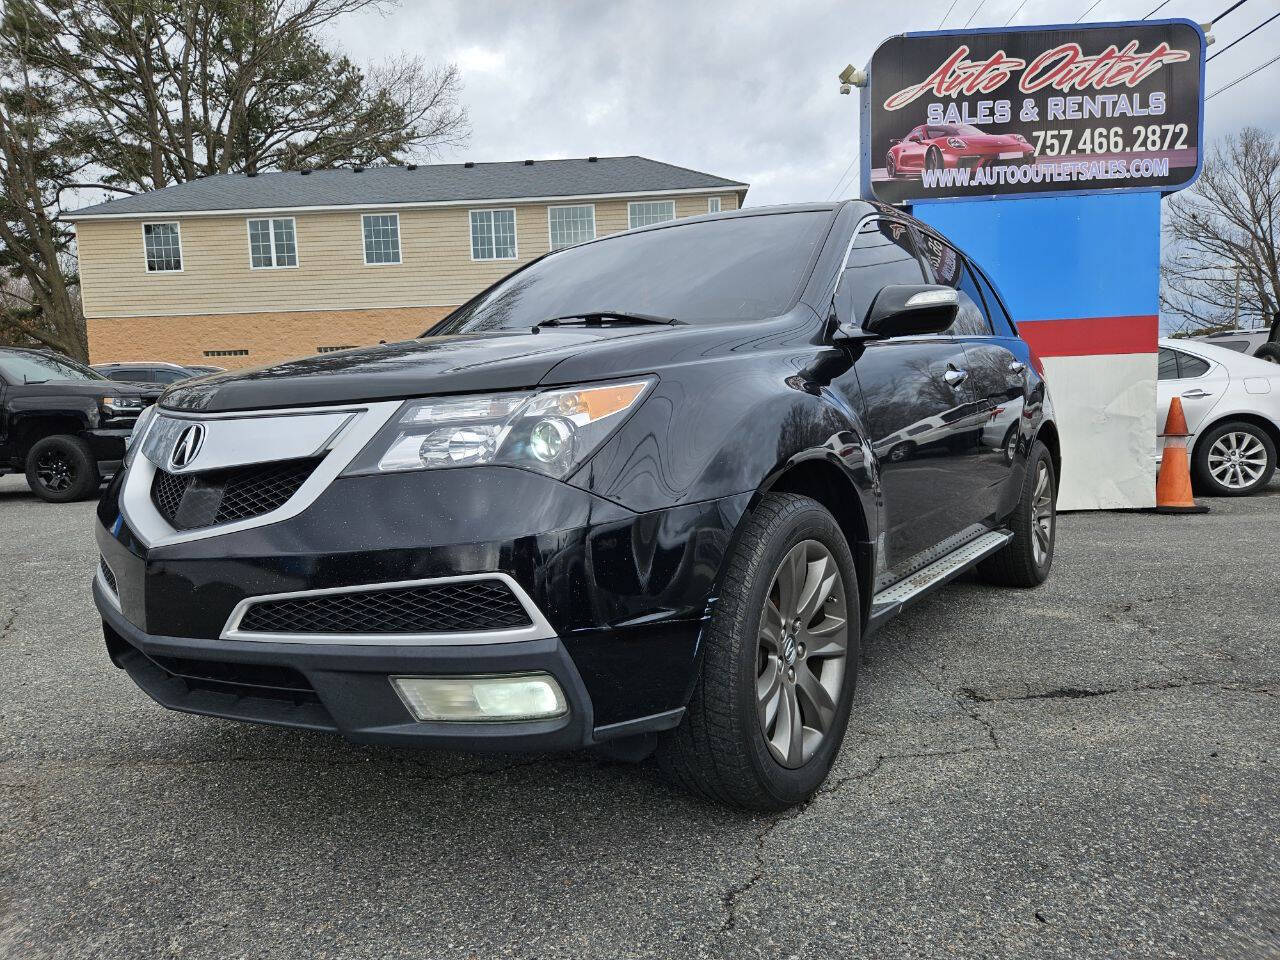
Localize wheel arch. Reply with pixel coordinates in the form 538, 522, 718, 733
752, 456, 875, 631
1191, 412, 1280, 462
1034, 419, 1062, 491
13, 415, 88, 462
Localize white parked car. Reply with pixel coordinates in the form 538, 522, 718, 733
1158, 337, 1280, 496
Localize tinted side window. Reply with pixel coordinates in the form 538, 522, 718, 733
972, 266, 1017, 337
837, 218, 925, 326
1213, 339, 1249, 353
916, 233, 991, 336
1178, 352, 1210, 378
107, 369, 148, 382
1158, 348, 1179, 380
154, 368, 190, 383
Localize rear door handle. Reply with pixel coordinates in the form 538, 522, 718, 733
1181, 389, 1213, 399
944, 368, 969, 388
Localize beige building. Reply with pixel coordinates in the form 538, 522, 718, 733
68, 156, 749, 369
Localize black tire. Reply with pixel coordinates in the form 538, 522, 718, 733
886, 154, 897, 178
656, 493, 860, 811
1254, 343, 1280, 364
925, 147, 943, 172
977, 440, 1056, 588
1192, 420, 1277, 497
24, 435, 99, 503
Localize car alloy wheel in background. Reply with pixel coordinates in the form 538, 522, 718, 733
1031, 461, 1053, 567
756, 539, 849, 769
35, 448, 75, 494
1208, 431, 1267, 490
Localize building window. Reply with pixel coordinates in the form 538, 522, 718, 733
548, 205, 595, 250
362, 213, 401, 265
628, 200, 676, 229
708, 197, 722, 213
143, 222, 182, 272
470, 209, 517, 260
203, 349, 249, 357
317, 345, 357, 353
248, 217, 298, 268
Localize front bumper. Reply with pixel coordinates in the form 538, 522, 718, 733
95, 463, 750, 749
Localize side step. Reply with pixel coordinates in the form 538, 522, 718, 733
868, 529, 1013, 629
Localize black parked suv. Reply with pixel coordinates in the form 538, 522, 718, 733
0, 348, 152, 502
93, 202, 1059, 809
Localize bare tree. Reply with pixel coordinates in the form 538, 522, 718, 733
0, 48, 88, 359
1, 0, 469, 191
1161, 127, 1280, 335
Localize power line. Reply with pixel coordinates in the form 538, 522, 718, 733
1208, 0, 1249, 24
936, 0, 962, 28
963, 0, 987, 27
1076, 0, 1106, 22
1207, 9, 1279, 60
1003, 0, 1029, 25
1206, 49, 1280, 99
825, 155, 859, 201
1141, 0, 1171, 19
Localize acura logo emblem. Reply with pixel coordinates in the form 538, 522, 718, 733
170, 424, 205, 469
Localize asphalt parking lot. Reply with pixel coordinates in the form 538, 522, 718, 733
0, 473, 1276, 960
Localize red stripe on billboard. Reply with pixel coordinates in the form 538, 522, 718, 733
1018, 314, 1158, 358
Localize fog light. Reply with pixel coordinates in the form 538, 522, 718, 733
391, 673, 567, 722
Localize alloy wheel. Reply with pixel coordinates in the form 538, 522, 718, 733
1031, 461, 1054, 566
1208, 431, 1268, 490
35, 450, 74, 493
756, 540, 848, 769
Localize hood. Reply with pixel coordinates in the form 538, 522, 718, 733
159, 328, 665, 413
17, 379, 151, 400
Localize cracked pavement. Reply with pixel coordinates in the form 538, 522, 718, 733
1, 473, 1277, 959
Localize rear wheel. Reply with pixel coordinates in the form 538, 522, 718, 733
656, 493, 860, 810
977, 440, 1056, 587
1254, 343, 1280, 364
1193, 420, 1276, 496
886, 154, 897, 178
925, 147, 943, 173
24, 435, 99, 503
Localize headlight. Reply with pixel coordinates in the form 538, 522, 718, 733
344, 378, 655, 480
123, 403, 157, 465
101, 396, 144, 416
947, 137, 967, 149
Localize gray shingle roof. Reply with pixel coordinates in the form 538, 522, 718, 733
65, 155, 748, 219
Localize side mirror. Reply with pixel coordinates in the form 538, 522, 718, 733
835, 284, 958, 342
889, 138, 901, 145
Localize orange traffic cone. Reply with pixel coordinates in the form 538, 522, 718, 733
1156, 396, 1208, 514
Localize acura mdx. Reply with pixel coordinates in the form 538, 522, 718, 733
93, 201, 1059, 809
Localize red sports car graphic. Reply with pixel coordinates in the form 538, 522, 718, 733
886, 123, 1036, 178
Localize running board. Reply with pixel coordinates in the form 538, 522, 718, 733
868, 529, 1013, 629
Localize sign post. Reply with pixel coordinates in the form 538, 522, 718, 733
861, 20, 1206, 510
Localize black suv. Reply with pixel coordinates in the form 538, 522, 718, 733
0, 348, 152, 502
93, 202, 1059, 809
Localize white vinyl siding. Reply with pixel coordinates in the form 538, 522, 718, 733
628, 200, 676, 229
547, 205, 596, 250
470, 209, 517, 260
142, 222, 182, 272
362, 213, 401, 265
248, 217, 297, 268
708, 197, 722, 213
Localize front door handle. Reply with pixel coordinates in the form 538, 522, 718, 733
1181, 389, 1213, 399
944, 368, 969, 388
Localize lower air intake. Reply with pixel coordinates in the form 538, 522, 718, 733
237, 579, 533, 635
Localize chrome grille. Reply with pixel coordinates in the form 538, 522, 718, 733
150, 457, 320, 531
236, 579, 533, 635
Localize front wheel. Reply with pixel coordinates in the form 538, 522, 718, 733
656, 493, 860, 810
24, 435, 99, 503
977, 440, 1056, 587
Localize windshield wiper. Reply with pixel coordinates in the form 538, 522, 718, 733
535, 310, 684, 329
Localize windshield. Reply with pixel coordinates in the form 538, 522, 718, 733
929, 124, 984, 137
432, 211, 831, 335
0, 352, 106, 384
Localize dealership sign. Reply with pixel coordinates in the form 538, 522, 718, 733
867, 20, 1205, 203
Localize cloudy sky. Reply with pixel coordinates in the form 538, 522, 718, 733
336, 0, 1280, 206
